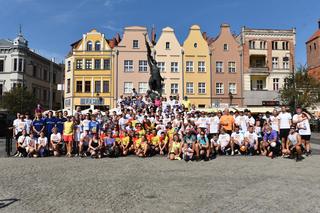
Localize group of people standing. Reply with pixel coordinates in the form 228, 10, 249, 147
12, 95, 312, 162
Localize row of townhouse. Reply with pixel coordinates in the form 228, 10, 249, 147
64, 24, 295, 111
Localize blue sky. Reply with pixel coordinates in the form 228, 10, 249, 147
0, 0, 319, 65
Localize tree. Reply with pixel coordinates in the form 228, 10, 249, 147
280, 66, 320, 111
0, 87, 38, 115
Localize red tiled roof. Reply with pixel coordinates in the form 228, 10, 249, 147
306, 30, 320, 43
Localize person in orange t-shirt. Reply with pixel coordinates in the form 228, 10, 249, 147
220, 108, 235, 135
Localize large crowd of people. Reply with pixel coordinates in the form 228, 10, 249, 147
11, 92, 312, 162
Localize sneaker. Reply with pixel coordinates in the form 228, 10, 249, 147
231, 151, 234, 156
14, 152, 20, 157
18, 153, 23, 157
83, 153, 87, 157
296, 156, 304, 162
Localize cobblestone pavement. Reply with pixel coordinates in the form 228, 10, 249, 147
0, 154, 320, 213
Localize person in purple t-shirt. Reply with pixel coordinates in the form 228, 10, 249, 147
261, 124, 280, 158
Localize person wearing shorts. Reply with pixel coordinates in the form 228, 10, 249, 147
230, 126, 244, 155
215, 128, 231, 155
277, 106, 292, 153
63, 116, 74, 157
283, 126, 303, 161
79, 130, 90, 157
50, 127, 62, 156
298, 112, 311, 156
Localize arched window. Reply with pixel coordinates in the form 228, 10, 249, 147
87, 41, 92, 51
95, 41, 101, 51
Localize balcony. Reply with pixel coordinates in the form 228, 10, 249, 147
249, 55, 269, 75
244, 90, 279, 106
248, 66, 269, 75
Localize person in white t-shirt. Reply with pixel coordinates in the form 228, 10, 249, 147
50, 127, 62, 156
37, 131, 48, 157
208, 113, 220, 138
277, 106, 292, 151
26, 132, 37, 157
235, 111, 248, 133
214, 128, 231, 154
244, 125, 259, 155
297, 112, 312, 156
197, 113, 209, 130
16, 129, 30, 157
269, 110, 279, 132
230, 126, 244, 155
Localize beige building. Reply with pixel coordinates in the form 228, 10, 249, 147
183, 25, 211, 108
241, 27, 296, 106
114, 26, 152, 98
154, 27, 183, 98
210, 24, 243, 107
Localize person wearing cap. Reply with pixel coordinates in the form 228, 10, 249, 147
283, 126, 303, 161
297, 112, 312, 156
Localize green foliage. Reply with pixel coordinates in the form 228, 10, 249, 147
280, 66, 320, 111
0, 87, 38, 115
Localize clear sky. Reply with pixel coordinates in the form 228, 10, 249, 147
0, 0, 319, 65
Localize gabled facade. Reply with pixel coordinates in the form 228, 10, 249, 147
114, 26, 151, 98
183, 25, 211, 108
210, 24, 243, 107
306, 20, 320, 80
154, 27, 183, 98
65, 29, 114, 112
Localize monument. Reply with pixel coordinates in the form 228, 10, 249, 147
144, 33, 164, 100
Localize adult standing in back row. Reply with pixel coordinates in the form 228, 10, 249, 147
277, 106, 292, 153
220, 108, 235, 135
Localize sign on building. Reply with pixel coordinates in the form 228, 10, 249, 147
80, 98, 104, 105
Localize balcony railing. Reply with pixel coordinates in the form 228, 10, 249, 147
248, 66, 269, 74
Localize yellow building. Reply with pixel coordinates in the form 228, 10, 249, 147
183, 25, 211, 108
64, 29, 114, 112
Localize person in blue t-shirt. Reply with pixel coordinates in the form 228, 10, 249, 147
44, 111, 57, 140
196, 131, 210, 161
32, 113, 45, 138
89, 115, 100, 136
262, 124, 280, 158
56, 111, 67, 134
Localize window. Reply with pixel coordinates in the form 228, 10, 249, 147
229, 83, 236, 94
85, 59, 92, 69
133, 40, 139, 48
103, 81, 109, 93
272, 41, 278, 50
198, 82, 206, 94
249, 40, 255, 49
283, 57, 289, 69
76, 81, 82, 93
95, 41, 101, 51
165, 42, 170, 49
158, 62, 165, 72
14, 58, 17, 71
139, 60, 148, 72
186, 82, 194, 94
216, 61, 223, 73
33, 65, 37, 77
171, 62, 178, 72
95, 81, 101, 93
87, 41, 93, 51
284, 78, 289, 89
104, 59, 110, 70
43, 70, 47, 81
84, 81, 91, 93
138, 82, 148, 94
309, 45, 312, 52
124, 82, 133, 94
0, 60, 4, 72
18, 59, 23, 72
67, 61, 71, 72
53, 73, 57, 84
223, 44, 228, 51
314, 43, 317, 50
282, 41, 289, 50
76, 59, 82, 69
170, 83, 178, 94
273, 78, 279, 91
94, 59, 101, 70
67, 79, 70, 93
124, 60, 133, 72
256, 80, 263, 90
272, 57, 279, 69
216, 83, 224, 94
260, 41, 266, 49
194, 43, 198, 48
228, 61, 236, 73
186, 61, 193, 72
198, 61, 205, 72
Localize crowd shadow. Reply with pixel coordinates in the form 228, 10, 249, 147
0, 198, 19, 209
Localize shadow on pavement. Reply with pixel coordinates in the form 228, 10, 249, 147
0, 198, 19, 209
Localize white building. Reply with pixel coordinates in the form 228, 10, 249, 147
0, 31, 64, 110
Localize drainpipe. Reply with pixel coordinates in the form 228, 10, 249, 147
181, 49, 185, 98
209, 51, 213, 107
